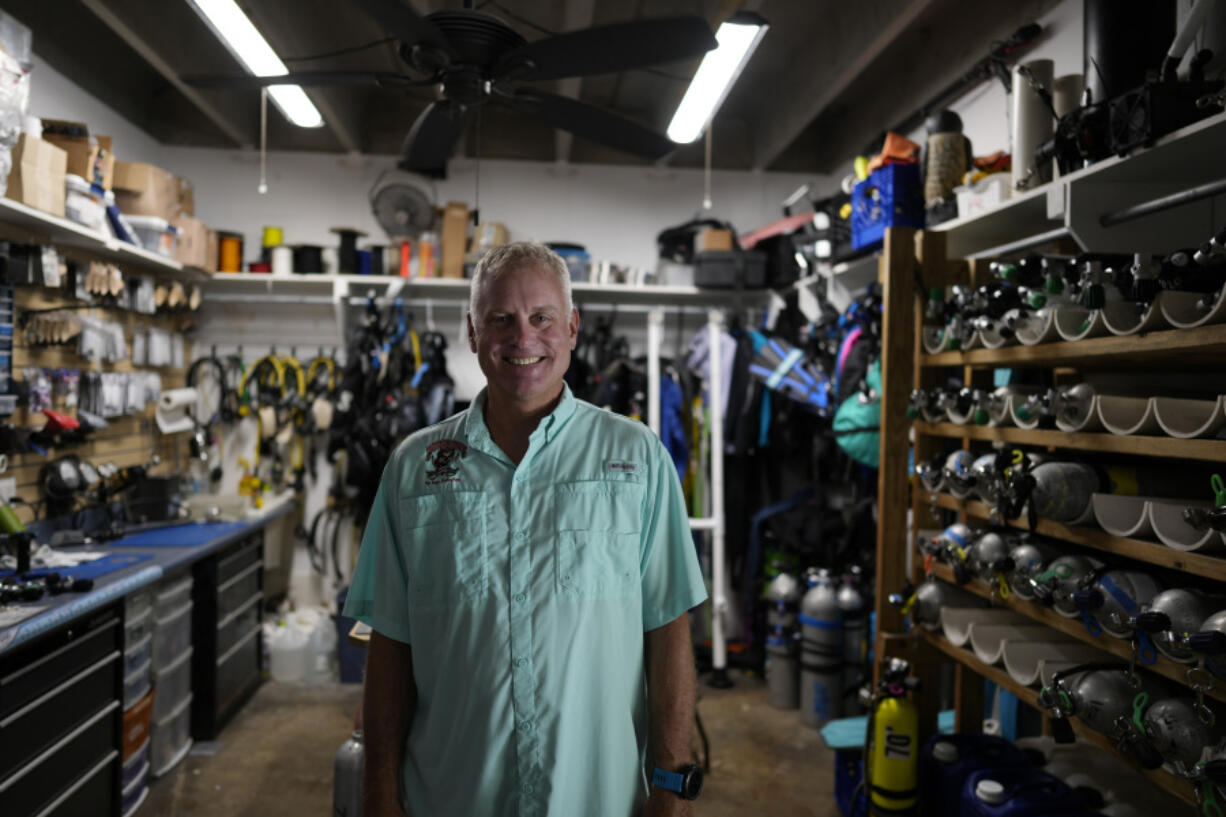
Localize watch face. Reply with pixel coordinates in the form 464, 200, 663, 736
682, 766, 704, 800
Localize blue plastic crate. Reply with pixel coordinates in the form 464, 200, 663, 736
850, 164, 925, 251
834, 749, 868, 817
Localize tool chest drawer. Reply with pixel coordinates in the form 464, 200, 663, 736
0, 608, 120, 720
217, 533, 262, 585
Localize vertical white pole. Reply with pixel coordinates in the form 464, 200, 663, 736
706, 309, 730, 685
647, 308, 663, 438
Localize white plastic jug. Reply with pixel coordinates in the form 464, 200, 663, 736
268, 622, 309, 681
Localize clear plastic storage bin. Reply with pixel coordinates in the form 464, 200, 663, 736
123, 657, 152, 711
150, 692, 193, 778
65, 174, 107, 232
124, 633, 152, 677
155, 575, 193, 618
152, 646, 192, 721
126, 215, 179, 257
122, 737, 149, 789
153, 601, 193, 669
125, 605, 154, 652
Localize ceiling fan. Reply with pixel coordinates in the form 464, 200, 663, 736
187, 0, 718, 178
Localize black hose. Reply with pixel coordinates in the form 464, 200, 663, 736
331, 508, 345, 585
1100, 178, 1226, 227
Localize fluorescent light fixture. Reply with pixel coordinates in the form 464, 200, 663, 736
667, 12, 768, 144
187, 0, 324, 128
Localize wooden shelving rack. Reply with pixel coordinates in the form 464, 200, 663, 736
872, 227, 1223, 808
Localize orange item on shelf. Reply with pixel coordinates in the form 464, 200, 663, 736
219, 232, 243, 273
866, 132, 920, 173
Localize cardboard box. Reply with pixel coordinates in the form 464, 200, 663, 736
172, 216, 209, 268
40, 120, 114, 190
471, 222, 509, 252
440, 201, 469, 279
204, 228, 219, 273
113, 161, 179, 221
5, 133, 67, 216
696, 228, 733, 253
176, 176, 194, 217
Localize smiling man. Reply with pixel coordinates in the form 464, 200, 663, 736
344, 241, 708, 817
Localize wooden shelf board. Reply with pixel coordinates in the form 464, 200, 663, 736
927, 562, 1226, 703
919, 628, 1198, 806
922, 322, 1226, 368
919, 489, 1226, 583
916, 421, 1226, 464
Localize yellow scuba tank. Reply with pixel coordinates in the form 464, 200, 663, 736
865, 657, 920, 816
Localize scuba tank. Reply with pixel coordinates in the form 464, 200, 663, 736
799, 569, 843, 727
1071, 568, 1164, 640
966, 530, 1013, 584
970, 454, 1003, 504
333, 713, 364, 817
944, 450, 977, 499
837, 571, 867, 698
947, 387, 990, 426
1005, 540, 1059, 600
1142, 697, 1222, 772
893, 577, 983, 630
915, 452, 946, 495
1040, 663, 1168, 769
1030, 554, 1104, 618
1018, 461, 1101, 524
926, 522, 979, 584
1188, 608, 1226, 677
864, 658, 920, 817
1132, 588, 1226, 663
765, 570, 802, 710
907, 387, 949, 423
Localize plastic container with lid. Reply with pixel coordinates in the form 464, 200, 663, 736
919, 733, 1032, 817
65, 174, 107, 232
127, 215, 180, 258
124, 632, 153, 677
962, 767, 1091, 817
155, 574, 193, 617
125, 604, 154, 650
151, 645, 193, 720
153, 600, 193, 670
150, 692, 193, 778
123, 657, 152, 711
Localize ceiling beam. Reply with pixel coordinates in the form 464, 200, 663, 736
79, 0, 249, 148
553, 0, 597, 163
748, 0, 936, 170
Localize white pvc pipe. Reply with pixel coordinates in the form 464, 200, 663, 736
707, 310, 727, 674
647, 308, 663, 437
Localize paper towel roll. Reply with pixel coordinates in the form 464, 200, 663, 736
1052, 74, 1084, 118
156, 387, 199, 434
1011, 59, 1055, 191
271, 246, 293, 275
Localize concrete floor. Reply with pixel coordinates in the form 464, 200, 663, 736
145, 670, 837, 816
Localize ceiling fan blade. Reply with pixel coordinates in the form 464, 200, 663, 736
184, 72, 431, 90
352, 0, 454, 56
505, 89, 674, 159
400, 100, 470, 178
496, 16, 716, 82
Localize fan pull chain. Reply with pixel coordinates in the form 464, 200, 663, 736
702, 124, 713, 210
258, 88, 269, 195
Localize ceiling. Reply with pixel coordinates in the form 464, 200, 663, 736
7, 0, 1060, 174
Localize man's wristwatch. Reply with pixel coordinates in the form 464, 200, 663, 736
651, 764, 703, 800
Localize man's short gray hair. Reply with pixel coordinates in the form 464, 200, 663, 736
469, 241, 573, 318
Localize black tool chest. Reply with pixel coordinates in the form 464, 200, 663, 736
0, 606, 123, 817
191, 530, 264, 741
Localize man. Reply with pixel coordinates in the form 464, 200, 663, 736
344, 241, 708, 816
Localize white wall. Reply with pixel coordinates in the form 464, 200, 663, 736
27, 55, 164, 163
159, 146, 823, 272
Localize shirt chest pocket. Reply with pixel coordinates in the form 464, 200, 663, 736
554, 480, 645, 598
400, 491, 487, 610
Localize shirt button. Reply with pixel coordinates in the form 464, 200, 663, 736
522, 784, 534, 795
514, 658, 527, 668
519, 720, 534, 732
514, 530, 527, 542
514, 592, 526, 603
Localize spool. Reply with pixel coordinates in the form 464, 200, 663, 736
262, 226, 284, 247
293, 245, 323, 274
1011, 58, 1054, 191
369, 246, 384, 276
271, 246, 293, 275
331, 228, 367, 275
219, 232, 243, 273
356, 250, 372, 275
322, 247, 338, 275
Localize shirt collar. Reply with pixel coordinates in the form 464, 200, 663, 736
462, 382, 577, 452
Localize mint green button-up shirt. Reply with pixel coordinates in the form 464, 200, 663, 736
344, 384, 708, 817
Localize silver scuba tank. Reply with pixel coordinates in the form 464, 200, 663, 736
944, 450, 977, 499
1049, 383, 1097, 430
333, 727, 364, 817
799, 570, 842, 727
966, 531, 1012, 582
1006, 540, 1059, 600
765, 571, 802, 710
836, 574, 866, 696
1027, 462, 1101, 523
970, 454, 1002, 504
911, 578, 983, 630
1072, 569, 1164, 639
1067, 669, 1147, 737
1189, 609, 1226, 676
1142, 697, 1222, 771
916, 453, 946, 494
1031, 554, 1104, 617
1135, 588, 1226, 663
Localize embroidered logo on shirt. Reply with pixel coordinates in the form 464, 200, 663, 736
606, 461, 638, 474
425, 440, 468, 485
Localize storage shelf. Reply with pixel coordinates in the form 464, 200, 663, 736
919, 628, 1198, 806
915, 421, 1226, 464
918, 489, 1226, 582
926, 562, 1226, 704
0, 196, 210, 282
203, 273, 774, 306
922, 321, 1226, 368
